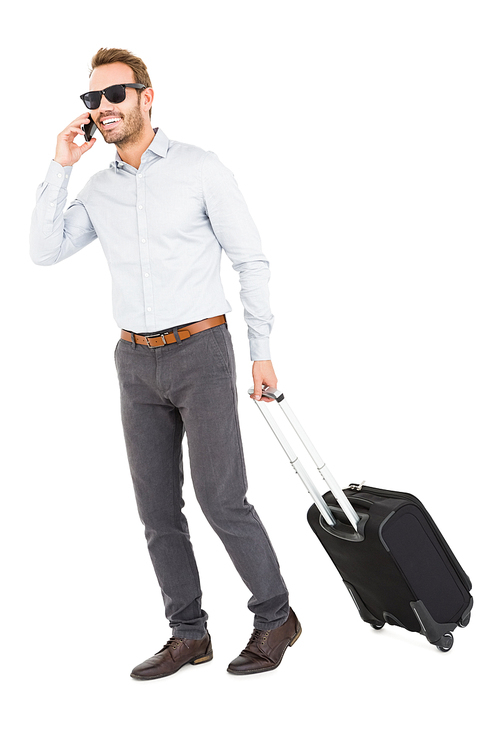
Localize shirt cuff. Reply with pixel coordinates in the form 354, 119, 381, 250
45, 160, 73, 187
249, 337, 271, 362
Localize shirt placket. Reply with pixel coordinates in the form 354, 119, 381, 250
136, 170, 156, 331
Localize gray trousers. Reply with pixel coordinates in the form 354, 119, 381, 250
115, 322, 289, 639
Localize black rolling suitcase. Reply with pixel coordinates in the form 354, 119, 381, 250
252, 387, 473, 652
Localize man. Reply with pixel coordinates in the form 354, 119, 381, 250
30, 48, 301, 678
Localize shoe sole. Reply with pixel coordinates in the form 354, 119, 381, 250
227, 625, 302, 676
130, 650, 213, 680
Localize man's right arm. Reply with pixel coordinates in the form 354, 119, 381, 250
30, 113, 97, 266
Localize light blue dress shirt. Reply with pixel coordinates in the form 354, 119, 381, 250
30, 128, 274, 360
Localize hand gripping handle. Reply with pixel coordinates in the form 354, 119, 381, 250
249, 387, 360, 531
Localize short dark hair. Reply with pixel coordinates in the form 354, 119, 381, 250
89, 48, 153, 118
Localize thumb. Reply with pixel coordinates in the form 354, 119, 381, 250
80, 138, 96, 155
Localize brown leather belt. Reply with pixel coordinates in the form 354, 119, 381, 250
121, 315, 226, 348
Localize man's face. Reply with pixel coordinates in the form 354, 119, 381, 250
88, 62, 149, 147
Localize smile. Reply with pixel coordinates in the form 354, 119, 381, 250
101, 118, 121, 128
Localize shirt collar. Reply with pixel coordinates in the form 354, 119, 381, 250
146, 128, 170, 158
111, 127, 170, 170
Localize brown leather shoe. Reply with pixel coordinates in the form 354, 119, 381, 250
130, 633, 213, 680
227, 608, 301, 675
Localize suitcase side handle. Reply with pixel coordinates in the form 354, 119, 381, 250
249, 387, 360, 531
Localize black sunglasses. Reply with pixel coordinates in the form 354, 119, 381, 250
80, 83, 146, 110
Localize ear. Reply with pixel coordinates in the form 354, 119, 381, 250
142, 87, 154, 114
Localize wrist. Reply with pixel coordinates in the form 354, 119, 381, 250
54, 157, 72, 168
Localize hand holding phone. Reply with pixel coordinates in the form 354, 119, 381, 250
54, 113, 96, 167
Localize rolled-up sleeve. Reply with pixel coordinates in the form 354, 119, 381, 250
30, 161, 97, 266
201, 151, 274, 361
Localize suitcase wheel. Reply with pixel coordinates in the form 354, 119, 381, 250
458, 612, 471, 628
435, 632, 454, 652
370, 622, 385, 630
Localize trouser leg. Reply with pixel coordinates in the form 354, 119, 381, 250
115, 340, 208, 639
164, 325, 289, 631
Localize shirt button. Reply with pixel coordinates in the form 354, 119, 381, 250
138, 205, 143, 210
50, 202, 55, 207
141, 238, 146, 243
57, 173, 62, 178
147, 307, 152, 312
138, 174, 143, 179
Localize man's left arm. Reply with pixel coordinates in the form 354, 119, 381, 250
201, 151, 277, 401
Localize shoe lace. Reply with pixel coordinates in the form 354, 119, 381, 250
238, 627, 273, 664
246, 628, 271, 648
155, 637, 185, 655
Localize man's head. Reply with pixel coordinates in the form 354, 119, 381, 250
86, 48, 154, 147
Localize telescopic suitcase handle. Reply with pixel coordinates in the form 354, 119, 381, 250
249, 386, 360, 531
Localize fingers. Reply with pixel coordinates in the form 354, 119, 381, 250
58, 113, 92, 142
250, 360, 277, 402
65, 126, 86, 140
251, 373, 262, 401
55, 113, 95, 167
63, 113, 91, 130
71, 112, 93, 128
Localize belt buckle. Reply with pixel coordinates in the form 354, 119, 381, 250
146, 333, 167, 348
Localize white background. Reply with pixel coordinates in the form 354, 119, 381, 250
2, 1, 498, 747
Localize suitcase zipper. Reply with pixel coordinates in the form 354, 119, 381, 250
349, 481, 366, 491
349, 483, 419, 503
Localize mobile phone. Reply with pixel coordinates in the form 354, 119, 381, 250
82, 117, 97, 142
